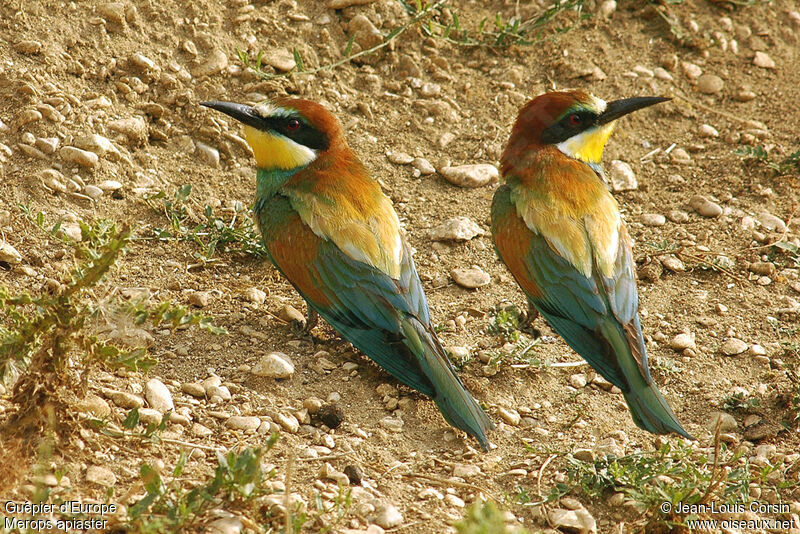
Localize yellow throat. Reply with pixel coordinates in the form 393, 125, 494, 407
556, 121, 617, 164
244, 125, 318, 170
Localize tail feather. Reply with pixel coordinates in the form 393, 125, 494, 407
401, 318, 494, 450
599, 320, 694, 439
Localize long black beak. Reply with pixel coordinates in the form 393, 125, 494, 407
201, 101, 263, 129
597, 96, 670, 125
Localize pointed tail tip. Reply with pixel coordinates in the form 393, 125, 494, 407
624, 389, 695, 441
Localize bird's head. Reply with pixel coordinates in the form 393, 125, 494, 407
503, 90, 669, 170
201, 98, 343, 171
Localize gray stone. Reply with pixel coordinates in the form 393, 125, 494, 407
86, 466, 116, 486
60, 146, 99, 168
549, 508, 597, 533
225, 416, 261, 431
707, 411, 737, 432
721, 338, 748, 356
373, 503, 403, 529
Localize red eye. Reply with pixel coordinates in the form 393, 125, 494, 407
569, 114, 582, 126
286, 119, 300, 131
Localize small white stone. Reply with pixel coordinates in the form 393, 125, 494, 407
439, 164, 499, 188
379, 416, 404, 432
386, 151, 414, 165
653, 67, 673, 81
450, 266, 490, 289
0, 242, 22, 264
196, 142, 220, 168
252, 352, 295, 379
670, 333, 696, 351
145, 378, 174, 412
430, 217, 485, 242
273, 412, 299, 433
641, 213, 666, 226
689, 195, 722, 218
262, 48, 296, 72
609, 160, 637, 191
753, 52, 775, 69
598, 0, 616, 18
225, 416, 261, 431
411, 157, 435, 175
697, 74, 724, 94
497, 406, 521, 426
243, 287, 267, 304
681, 61, 703, 80
445, 494, 465, 508
452, 463, 482, 478
60, 146, 99, 168
98, 180, 123, 191
84, 185, 103, 199
373, 503, 403, 529
698, 124, 719, 138
721, 338, 748, 356
569, 373, 587, 388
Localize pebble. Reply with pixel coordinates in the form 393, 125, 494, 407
252, 352, 295, 379
225, 416, 261, 431
99, 180, 123, 192
669, 148, 691, 164
573, 449, 595, 463
386, 151, 414, 165
653, 67, 673, 81
430, 217, 485, 242
98, 2, 126, 24
641, 213, 666, 227
379, 416, 404, 432
145, 378, 174, 412
86, 466, 116, 486
107, 390, 144, 409
0, 242, 22, 264
697, 74, 724, 94
707, 411, 737, 432
445, 494, 465, 508
439, 164, 499, 188
274, 412, 300, 433
670, 333, 696, 351
373, 504, 403, 529
735, 88, 757, 102
608, 160, 637, 191
188, 291, 211, 308
193, 49, 228, 77
197, 142, 220, 168
570, 373, 588, 388
757, 212, 786, 232
549, 508, 597, 534
262, 48, 296, 72
13, 40, 43, 55
721, 338, 748, 356
108, 116, 148, 146
681, 62, 703, 80
753, 52, 775, 69
138, 408, 163, 426
689, 195, 722, 218
748, 262, 775, 276
279, 304, 304, 324
667, 210, 689, 223
76, 394, 111, 417
497, 406, 520, 426
411, 158, 435, 176
419, 488, 444, 500
598, 0, 616, 18
17, 109, 42, 126
36, 137, 60, 154
60, 146, 99, 168
243, 287, 267, 304
452, 463, 481, 478
450, 266, 490, 289
660, 255, 685, 273
698, 124, 719, 138
319, 463, 349, 486
344, 465, 363, 485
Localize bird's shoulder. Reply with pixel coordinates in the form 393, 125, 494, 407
282, 148, 404, 279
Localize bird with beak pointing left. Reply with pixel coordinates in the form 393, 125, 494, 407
492, 91, 693, 439
202, 98, 494, 450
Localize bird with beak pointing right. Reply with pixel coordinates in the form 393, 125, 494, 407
492, 91, 693, 439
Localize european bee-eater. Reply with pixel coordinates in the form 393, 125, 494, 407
201, 98, 494, 449
491, 91, 693, 439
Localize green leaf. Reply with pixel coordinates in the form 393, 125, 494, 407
293, 47, 305, 72
344, 35, 356, 57
123, 407, 140, 429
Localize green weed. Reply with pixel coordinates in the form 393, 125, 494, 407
454, 500, 529, 534
721, 392, 760, 413
735, 145, 800, 175
487, 305, 522, 342
144, 184, 267, 262
127, 437, 278, 533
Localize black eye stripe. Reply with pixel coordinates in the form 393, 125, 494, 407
261, 115, 330, 151
541, 109, 598, 144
